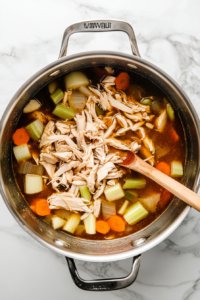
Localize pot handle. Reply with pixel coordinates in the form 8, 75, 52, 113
59, 20, 140, 58
65, 255, 141, 291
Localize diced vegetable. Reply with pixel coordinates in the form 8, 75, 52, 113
79, 86, 93, 97
102, 201, 116, 220
139, 145, 155, 166
156, 162, 170, 176
31, 199, 50, 216
25, 174, 43, 194
170, 127, 179, 142
151, 100, 163, 114
159, 190, 172, 209
154, 109, 167, 132
84, 214, 96, 234
115, 72, 130, 90
155, 146, 170, 160
96, 220, 110, 234
104, 183, 125, 201
123, 178, 146, 189
13, 128, 30, 146
48, 81, 58, 94
141, 98, 152, 105
13, 143, 31, 162
53, 209, 71, 220
75, 225, 85, 235
68, 91, 86, 113
125, 191, 138, 202
23, 99, 42, 113
95, 104, 105, 115
25, 119, 44, 141
62, 213, 81, 234
44, 214, 52, 225
53, 104, 75, 120
65, 71, 89, 90
79, 186, 91, 201
123, 202, 149, 225
108, 215, 125, 232
18, 161, 44, 175
167, 103, 175, 121
51, 216, 66, 230
50, 88, 64, 104
139, 194, 160, 212
118, 200, 129, 215
171, 161, 183, 177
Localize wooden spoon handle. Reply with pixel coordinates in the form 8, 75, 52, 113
122, 153, 200, 212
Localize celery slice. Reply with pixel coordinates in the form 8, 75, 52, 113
171, 161, 183, 177
140, 99, 152, 105
123, 179, 146, 189
24, 174, 43, 194
25, 119, 44, 141
125, 191, 138, 202
53, 104, 75, 120
167, 103, 175, 121
13, 143, 31, 162
151, 100, 163, 114
123, 202, 149, 225
62, 213, 81, 234
65, 71, 89, 90
79, 186, 91, 201
84, 214, 96, 234
95, 104, 105, 115
104, 183, 125, 201
118, 200, 129, 215
50, 88, 63, 104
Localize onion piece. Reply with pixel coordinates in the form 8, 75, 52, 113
65, 71, 89, 90
62, 213, 81, 234
18, 162, 44, 175
102, 201, 116, 220
23, 99, 41, 113
13, 144, 31, 163
48, 81, 58, 94
51, 216, 66, 230
79, 86, 93, 97
24, 174, 43, 194
139, 194, 160, 213
68, 91, 86, 113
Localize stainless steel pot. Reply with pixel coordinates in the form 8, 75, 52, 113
1, 20, 200, 291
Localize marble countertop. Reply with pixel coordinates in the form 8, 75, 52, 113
1, 0, 200, 299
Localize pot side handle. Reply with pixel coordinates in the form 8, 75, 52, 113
59, 19, 140, 58
65, 255, 141, 291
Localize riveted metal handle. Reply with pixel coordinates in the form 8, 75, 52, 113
65, 255, 141, 291
59, 19, 140, 58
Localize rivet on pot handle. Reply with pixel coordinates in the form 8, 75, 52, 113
65, 255, 141, 291
59, 19, 140, 58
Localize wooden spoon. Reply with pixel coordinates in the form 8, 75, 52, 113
119, 151, 200, 212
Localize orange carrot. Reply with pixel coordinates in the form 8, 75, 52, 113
159, 190, 172, 209
31, 199, 51, 216
13, 128, 30, 146
170, 127, 179, 142
108, 215, 125, 232
156, 162, 171, 176
115, 72, 130, 90
96, 220, 110, 234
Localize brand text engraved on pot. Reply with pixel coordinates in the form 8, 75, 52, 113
84, 22, 111, 29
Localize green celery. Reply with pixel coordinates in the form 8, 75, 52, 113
123, 179, 146, 189
79, 186, 91, 201
95, 104, 105, 115
125, 191, 138, 202
53, 104, 75, 120
104, 183, 125, 201
84, 214, 96, 234
50, 88, 64, 104
25, 119, 44, 141
118, 200, 129, 215
123, 202, 149, 225
62, 213, 81, 234
167, 103, 175, 121
171, 161, 183, 177
140, 99, 152, 105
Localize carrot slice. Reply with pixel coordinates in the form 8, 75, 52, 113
13, 128, 30, 146
169, 127, 179, 142
159, 190, 172, 209
31, 199, 51, 216
108, 215, 125, 232
115, 72, 130, 90
96, 220, 110, 234
156, 162, 171, 176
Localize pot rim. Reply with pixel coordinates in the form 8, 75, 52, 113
0, 50, 199, 262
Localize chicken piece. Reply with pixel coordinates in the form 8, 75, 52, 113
139, 145, 155, 166
54, 161, 80, 177
86, 102, 106, 128
69, 185, 80, 197
65, 170, 73, 184
94, 180, 106, 200
48, 194, 91, 213
93, 199, 101, 218
74, 111, 86, 132
52, 152, 73, 162
39, 134, 77, 149
32, 152, 39, 165
39, 121, 55, 147
142, 113, 155, 122
102, 76, 116, 83
30, 111, 48, 124
136, 127, 146, 140
105, 67, 114, 74
106, 171, 123, 179
70, 127, 78, 138
106, 180, 116, 186
60, 173, 68, 187
40, 153, 59, 164
115, 113, 128, 128
40, 162, 56, 179
105, 138, 130, 150
76, 161, 89, 172
143, 136, 155, 154
55, 122, 70, 134
97, 162, 115, 182
103, 83, 115, 95
115, 94, 122, 101
76, 131, 87, 150
131, 141, 141, 153
104, 118, 116, 139
84, 110, 99, 134
108, 95, 133, 113
146, 122, 154, 129
115, 120, 145, 136
94, 147, 106, 164
124, 112, 143, 122
87, 151, 94, 168
62, 91, 72, 105
72, 180, 87, 186
99, 92, 112, 111
81, 164, 99, 193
